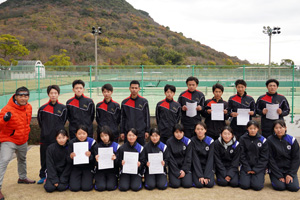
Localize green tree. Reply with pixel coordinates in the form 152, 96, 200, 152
0, 34, 30, 66
44, 49, 72, 67
280, 59, 294, 66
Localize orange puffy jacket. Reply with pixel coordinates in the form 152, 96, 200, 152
0, 95, 32, 145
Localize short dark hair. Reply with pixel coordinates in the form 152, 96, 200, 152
246, 120, 260, 129
266, 79, 279, 87
272, 120, 287, 130
98, 125, 114, 143
15, 86, 29, 95
221, 126, 233, 134
72, 79, 85, 88
47, 85, 60, 95
130, 80, 140, 87
55, 129, 69, 138
235, 79, 247, 87
128, 128, 138, 136
173, 124, 184, 134
149, 128, 160, 136
186, 76, 199, 85
76, 124, 88, 134
194, 121, 207, 131
212, 83, 224, 92
164, 84, 176, 93
102, 83, 113, 92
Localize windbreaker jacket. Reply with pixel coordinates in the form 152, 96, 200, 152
0, 95, 32, 145
143, 141, 168, 173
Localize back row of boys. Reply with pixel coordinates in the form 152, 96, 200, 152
37, 76, 290, 182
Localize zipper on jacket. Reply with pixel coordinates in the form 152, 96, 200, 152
10, 130, 15, 136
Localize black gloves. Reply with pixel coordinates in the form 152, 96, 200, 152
3, 112, 11, 122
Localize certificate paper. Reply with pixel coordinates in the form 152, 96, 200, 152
237, 108, 250, 125
266, 104, 279, 120
123, 152, 139, 174
211, 103, 224, 121
73, 142, 89, 165
98, 147, 114, 170
148, 153, 164, 174
186, 102, 197, 117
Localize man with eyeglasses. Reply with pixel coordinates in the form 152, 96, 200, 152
0, 87, 36, 200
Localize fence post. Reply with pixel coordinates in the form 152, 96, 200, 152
89, 65, 92, 98
243, 65, 245, 80
38, 65, 40, 108
192, 65, 195, 76
291, 65, 295, 123
141, 65, 144, 96
2, 80, 5, 95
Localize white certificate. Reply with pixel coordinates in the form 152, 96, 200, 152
266, 104, 279, 120
98, 147, 114, 170
211, 103, 224, 121
237, 108, 250, 125
148, 153, 164, 174
123, 152, 139, 174
186, 102, 197, 117
73, 142, 89, 165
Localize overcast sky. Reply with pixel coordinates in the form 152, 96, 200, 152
1, 0, 299, 65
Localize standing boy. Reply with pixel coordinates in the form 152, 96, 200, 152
256, 79, 290, 138
156, 84, 181, 144
120, 80, 150, 145
178, 76, 205, 138
96, 83, 121, 142
227, 79, 255, 140
37, 85, 67, 184
66, 80, 95, 139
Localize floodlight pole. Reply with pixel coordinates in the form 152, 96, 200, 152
91, 26, 102, 82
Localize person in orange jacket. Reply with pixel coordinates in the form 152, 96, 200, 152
0, 87, 36, 200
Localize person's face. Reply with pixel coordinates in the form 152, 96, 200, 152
48, 89, 59, 102
195, 124, 206, 139
221, 129, 233, 143
267, 82, 278, 94
73, 84, 85, 97
100, 132, 110, 144
56, 134, 68, 146
174, 129, 184, 140
15, 93, 29, 106
187, 81, 197, 92
165, 89, 175, 100
213, 88, 223, 100
102, 89, 112, 100
129, 84, 140, 96
76, 129, 88, 142
150, 132, 160, 144
247, 125, 259, 137
127, 131, 137, 144
236, 84, 246, 96
274, 123, 286, 139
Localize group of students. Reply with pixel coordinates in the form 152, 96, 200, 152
37, 76, 299, 193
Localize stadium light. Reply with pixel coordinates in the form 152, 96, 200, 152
91, 26, 102, 81
263, 26, 281, 78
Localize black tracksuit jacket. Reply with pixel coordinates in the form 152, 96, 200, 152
239, 132, 269, 174
143, 141, 168, 173
191, 135, 214, 179
214, 137, 240, 178
267, 133, 300, 179
156, 98, 181, 139
166, 136, 192, 178
38, 100, 67, 144
66, 95, 95, 139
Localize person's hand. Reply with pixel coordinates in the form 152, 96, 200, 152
178, 170, 185, 178
95, 155, 99, 162
196, 105, 202, 111
279, 178, 285, 183
120, 133, 125, 141
111, 154, 116, 160
231, 112, 238, 117
3, 112, 11, 122
249, 111, 254, 116
204, 178, 210, 185
145, 132, 149, 139
161, 160, 165, 166
199, 177, 205, 185
225, 176, 231, 182
122, 160, 125, 166
137, 161, 141, 167
277, 108, 282, 115
207, 109, 211, 114
85, 151, 91, 157
262, 108, 268, 115
70, 152, 76, 159
54, 183, 58, 187
286, 175, 293, 184
182, 105, 188, 111
147, 162, 150, 167
224, 110, 228, 114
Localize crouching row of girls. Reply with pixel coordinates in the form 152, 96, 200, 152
44, 120, 300, 193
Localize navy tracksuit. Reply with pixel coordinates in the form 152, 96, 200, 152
67, 137, 96, 191
178, 90, 205, 138
239, 133, 269, 191
227, 92, 256, 140
44, 142, 71, 192
66, 95, 95, 139
267, 133, 300, 192
143, 141, 168, 190
214, 137, 240, 187
166, 136, 193, 188
96, 99, 121, 142
93, 141, 120, 191
191, 135, 215, 188
203, 97, 229, 140
256, 92, 290, 138
156, 98, 181, 143
37, 100, 67, 179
